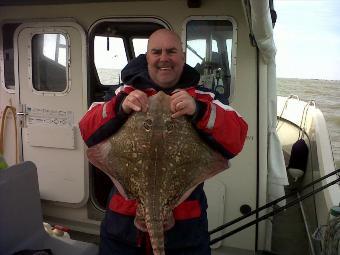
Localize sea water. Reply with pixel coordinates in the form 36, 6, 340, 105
277, 78, 340, 169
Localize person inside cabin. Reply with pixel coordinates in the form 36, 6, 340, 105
79, 29, 248, 255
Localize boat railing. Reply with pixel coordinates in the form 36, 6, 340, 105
209, 168, 340, 244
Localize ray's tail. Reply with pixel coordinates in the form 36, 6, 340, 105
145, 215, 165, 255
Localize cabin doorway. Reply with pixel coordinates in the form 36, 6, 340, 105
87, 19, 168, 211
15, 21, 88, 205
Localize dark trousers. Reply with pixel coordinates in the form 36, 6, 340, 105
99, 235, 211, 255
99, 211, 211, 255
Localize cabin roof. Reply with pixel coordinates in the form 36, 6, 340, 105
0, 0, 277, 62
1, 0, 167, 6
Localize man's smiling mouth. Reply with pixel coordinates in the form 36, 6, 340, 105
159, 67, 171, 71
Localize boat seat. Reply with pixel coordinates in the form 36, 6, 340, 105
0, 161, 98, 255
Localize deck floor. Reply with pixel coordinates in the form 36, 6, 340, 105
271, 194, 311, 255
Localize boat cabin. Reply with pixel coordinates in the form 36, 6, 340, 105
0, 0, 306, 254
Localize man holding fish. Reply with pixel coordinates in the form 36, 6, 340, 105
79, 29, 247, 255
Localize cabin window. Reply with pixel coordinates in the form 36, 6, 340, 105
31, 33, 68, 92
1, 23, 21, 90
94, 36, 128, 85
185, 18, 236, 100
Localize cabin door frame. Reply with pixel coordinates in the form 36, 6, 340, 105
14, 21, 88, 206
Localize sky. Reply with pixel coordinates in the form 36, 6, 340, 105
274, 0, 340, 80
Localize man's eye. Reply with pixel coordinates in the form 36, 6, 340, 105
152, 50, 161, 55
167, 49, 177, 55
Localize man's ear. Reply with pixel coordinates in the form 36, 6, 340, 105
181, 51, 185, 61
146, 52, 150, 62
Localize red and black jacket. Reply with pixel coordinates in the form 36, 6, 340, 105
79, 54, 248, 248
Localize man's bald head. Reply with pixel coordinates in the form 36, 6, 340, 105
146, 29, 185, 88
147, 29, 183, 52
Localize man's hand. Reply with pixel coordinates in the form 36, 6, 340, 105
122, 90, 149, 114
170, 90, 196, 118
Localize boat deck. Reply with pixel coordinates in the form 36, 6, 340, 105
271, 194, 311, 255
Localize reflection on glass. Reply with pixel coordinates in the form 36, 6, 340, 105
186, 19, 234, 99
32, 33, 67, 92
187, 39, 206, 69
2, 23, 21, 89
42, 34, 67, 67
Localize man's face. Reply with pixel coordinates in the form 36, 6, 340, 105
146, 30, 185, 88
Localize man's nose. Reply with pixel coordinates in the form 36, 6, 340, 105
160, 50, 170, 61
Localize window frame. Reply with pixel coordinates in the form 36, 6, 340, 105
29, 30, 71, 96
182, 16, 238, 102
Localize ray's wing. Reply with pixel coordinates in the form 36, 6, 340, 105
87, 140, 129, 199
87, 111, 154, 200
157, 115, 229, 208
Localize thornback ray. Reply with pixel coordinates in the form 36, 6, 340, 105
87, 91, 229, 255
